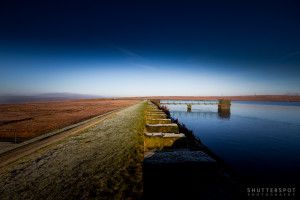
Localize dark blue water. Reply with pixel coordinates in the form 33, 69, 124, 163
166, 101, 300, 183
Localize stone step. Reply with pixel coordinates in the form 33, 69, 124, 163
144, 133, 187, 151
147, 104, 157, 106
144, 150, 216, 165
147, 104, 157, 107
146, 108, 162, 111
147, 105, 158, 108
146, 114, 167, 119
143, 150, 220, 199
147, 107, 160, 111
146, 119, 172, 124
144, 132, 185, 138
146, 124, 179, 133
146, 111, 165, 115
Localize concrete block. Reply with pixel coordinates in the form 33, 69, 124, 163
147, 108, 160, 111
146, 119, 172, 124
146, 111, 165, 115
144, 132, 185, 138
146, 124, 179, 133
146, 114, 167, 119
144, 150, 216, 164
144, 133, 187, 151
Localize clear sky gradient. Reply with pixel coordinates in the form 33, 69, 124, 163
0, 0, 300, 96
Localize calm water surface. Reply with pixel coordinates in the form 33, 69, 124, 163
165, 101, 300, 183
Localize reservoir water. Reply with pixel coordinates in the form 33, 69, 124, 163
163, 101, 300, 184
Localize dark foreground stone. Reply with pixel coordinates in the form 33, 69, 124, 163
143, 150, 240, 200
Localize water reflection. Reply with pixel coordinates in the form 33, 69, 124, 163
171, 110, 230, 120
166, 101, 300, 183
218, 110, 231, 119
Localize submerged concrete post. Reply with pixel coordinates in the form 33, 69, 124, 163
187, 104, 192, 112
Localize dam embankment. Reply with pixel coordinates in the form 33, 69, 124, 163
142, 101, 240, 200
0, 102, 147, 200
0, 100, 239, 199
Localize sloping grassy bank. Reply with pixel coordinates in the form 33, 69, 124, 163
0, 101, 147, 200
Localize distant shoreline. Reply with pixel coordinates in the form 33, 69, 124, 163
1, 95, 300, 104
123, 95, 300, 102
139, 95, 300, 102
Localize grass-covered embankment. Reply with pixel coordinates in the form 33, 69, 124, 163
0, 101, 147, 200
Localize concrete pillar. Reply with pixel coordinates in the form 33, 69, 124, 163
187, 104, 192, 112
218, 99, 231, 114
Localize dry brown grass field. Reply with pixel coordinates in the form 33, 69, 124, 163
0, 99, 140, 141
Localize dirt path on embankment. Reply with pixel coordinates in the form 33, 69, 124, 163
0, 102, 146, 200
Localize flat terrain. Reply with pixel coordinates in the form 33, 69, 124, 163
0, 102, 146, 200
0, 99, 139, 141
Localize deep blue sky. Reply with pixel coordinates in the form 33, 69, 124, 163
0, 0, 300, 96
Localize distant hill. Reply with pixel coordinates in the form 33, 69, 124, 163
0, 93, 103, 104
